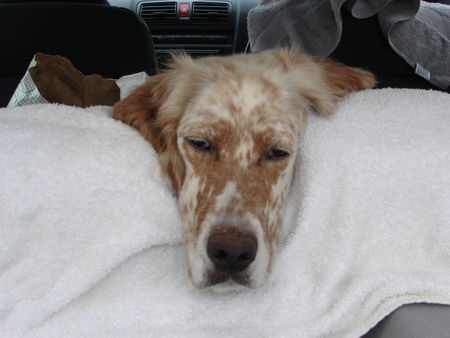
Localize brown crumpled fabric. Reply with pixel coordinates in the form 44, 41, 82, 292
29, 53, 120, 107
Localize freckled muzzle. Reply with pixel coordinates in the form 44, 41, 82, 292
206, 226, 257, 285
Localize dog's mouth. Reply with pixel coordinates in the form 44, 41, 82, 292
207, 270, 250, 288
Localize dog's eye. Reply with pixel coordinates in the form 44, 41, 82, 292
267, 148, 291, 160
185, 136, 212, 152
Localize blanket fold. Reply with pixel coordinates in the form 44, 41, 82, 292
1, 89, 449, 337
0, 104, 181, 334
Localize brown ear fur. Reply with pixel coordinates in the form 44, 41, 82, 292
318, 59, 376, 100
310, 59, 376, 117
113, 73, 185, 192
275, 48, 375, 117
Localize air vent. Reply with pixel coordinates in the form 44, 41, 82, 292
192, 2, 230, 23
139, 2, 177, 25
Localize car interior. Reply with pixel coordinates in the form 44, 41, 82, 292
0, 1, 449, 337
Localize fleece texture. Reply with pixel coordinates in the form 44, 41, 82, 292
0, 89, 449, 337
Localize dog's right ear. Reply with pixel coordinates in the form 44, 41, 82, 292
274, 48, 375, 117
113, 73, 185, 193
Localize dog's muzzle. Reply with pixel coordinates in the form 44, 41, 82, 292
206, 226, 257, 286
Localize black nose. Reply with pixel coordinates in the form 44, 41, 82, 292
207, 227, 257, 274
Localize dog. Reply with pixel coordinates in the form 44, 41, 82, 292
113, 49, 375, 289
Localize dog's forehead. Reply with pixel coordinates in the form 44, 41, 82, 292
180, 71, 301, 138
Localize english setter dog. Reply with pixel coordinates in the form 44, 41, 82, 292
113, 49, 375, 289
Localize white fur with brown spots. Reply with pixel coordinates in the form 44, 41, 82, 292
113, 49, 375, 289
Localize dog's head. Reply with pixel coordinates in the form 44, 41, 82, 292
113, 49, 375, 289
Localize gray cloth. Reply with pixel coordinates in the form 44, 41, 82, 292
364, 303, 450, 338
248, 0, 450, 89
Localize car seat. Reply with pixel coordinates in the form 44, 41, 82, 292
0, 1, 159, 107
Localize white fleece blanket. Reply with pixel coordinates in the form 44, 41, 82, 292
1, 89, 449, 337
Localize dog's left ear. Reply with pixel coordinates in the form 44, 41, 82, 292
275, 49, 375, 116
315, 59, 376, 115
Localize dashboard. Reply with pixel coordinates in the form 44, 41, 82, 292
109, 0, 260, 67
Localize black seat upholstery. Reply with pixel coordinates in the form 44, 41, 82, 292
0, 2, 159, 107
331, 10, 448, 92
